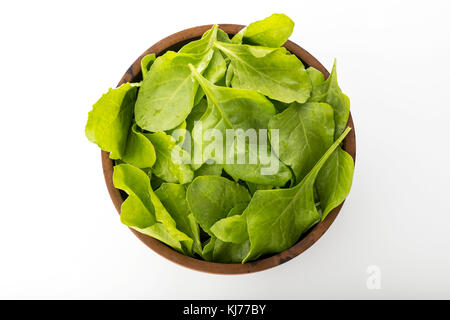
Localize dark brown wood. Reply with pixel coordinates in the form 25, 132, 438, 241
101, 24, 357, 274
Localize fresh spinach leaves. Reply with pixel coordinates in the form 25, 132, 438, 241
214, 42, 312, 103
268, 102, 335, 182
241, 13, 294, 48
135, 25, 219, 132
187, 176, 251, 234
85, 13, 354, 264
308, 61, 350, 139
85, 83, 138, 159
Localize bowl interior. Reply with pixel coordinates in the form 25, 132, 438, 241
102, 24, 356, 274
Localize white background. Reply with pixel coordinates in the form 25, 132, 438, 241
1, 0, 449, 299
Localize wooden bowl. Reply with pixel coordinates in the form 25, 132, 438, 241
101, 24, 356, 274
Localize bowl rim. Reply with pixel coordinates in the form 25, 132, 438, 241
101, 24, 356, 274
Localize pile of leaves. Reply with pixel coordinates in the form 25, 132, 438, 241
85, 13, 354, 263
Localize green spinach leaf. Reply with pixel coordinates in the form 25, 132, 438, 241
185, 98, 207, 134
231, 27, 246, 44
166, 120, 187, 145
212, 238, 250, 263
192, 28, 230, 104
225, 63, 234, 87
242, 13, 294, 48
189, 64, 290, 185
133, 223, 184, 252
210, 204, 248, 244
121, 124, 156, 168
268, 102, 335, 182
155, 183, 202, 255
186, 176, 251, 234
194, 163, 223, 177
145, 131, 193, 184
306, 66, 325, 87
269, 98, 290, 113
316, 147, 354, 220
113, 164, 192, 253
217, 29, 232, 43
207, 203, 251, 263
87, 14, 354, 264
201, 237, 216, 261
140, 53, 156, 79
135, 25, 219, 131
112, 163, 156, 228
85, 83, 138, 159
308, 60, 350, 139
243, 128, 351, 262
246, 182, 274, 195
